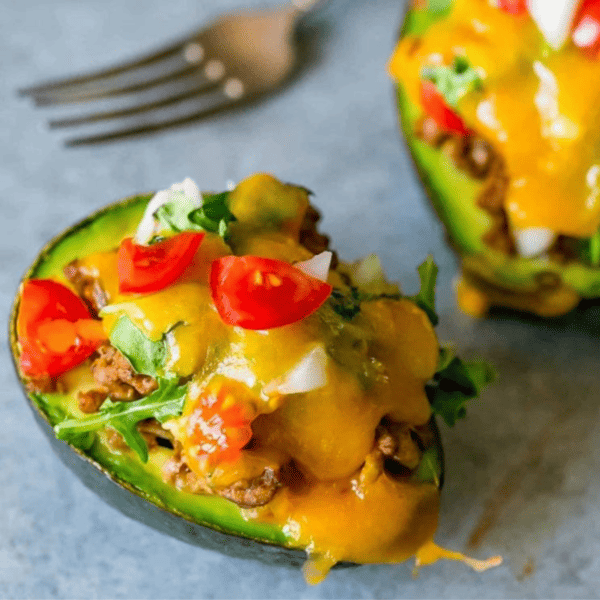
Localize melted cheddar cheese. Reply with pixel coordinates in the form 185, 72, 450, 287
64, 173, 494, 581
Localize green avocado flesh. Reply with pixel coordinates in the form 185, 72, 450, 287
398, 5, 600, 299
12, 194, 288, 548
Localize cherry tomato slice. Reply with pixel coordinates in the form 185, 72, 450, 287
118, 232, 205, 294
497, 0, 527, 15
17, 279, 105, 378
185, 383, 254, 466
210, 256, 333, 329
419, 80, 470, 136
572, 0, 600, 56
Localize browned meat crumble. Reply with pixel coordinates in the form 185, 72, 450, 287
162, 447, 282, 508
64, 259, 109, 316
91, 343, 158, 401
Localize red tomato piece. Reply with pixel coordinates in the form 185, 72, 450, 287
497, 0, 527, 15
572, 0, 600, 56
118, 232, 205, 294
419, 80, 470, 136
186, 384, 254, 465
210, 256, 333, 329
17, 279, 106, 378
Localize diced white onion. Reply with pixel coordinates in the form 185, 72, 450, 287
514, 227, 557, 257
294, 251, 332, 282
351, 254, 386, 287
526, 0, 582, 50
263, 345, 328, 396
170, 177, 202, 203
135, 190, 170, 245
215, 361, 257, 389
134, 178, 203, 244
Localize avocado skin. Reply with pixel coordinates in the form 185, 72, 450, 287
396, 3, 600, 309
23, 391, 310, 567
9, 193, 443, 568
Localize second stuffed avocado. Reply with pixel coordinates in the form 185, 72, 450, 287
11, 174, 496, 583
390, 0, 600, 317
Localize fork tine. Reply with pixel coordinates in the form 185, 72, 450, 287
49, 80, 222, 128
64, 94, 248, 147
18, 37, 189, 97
32, 64, 199, 107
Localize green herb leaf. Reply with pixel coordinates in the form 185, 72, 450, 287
154, 191, 235, 240
109, 315, 167, 377
421, 56, 482, 108
413, 445, 442, 487
54, 376, 188, 463
409, 256, 439, 326
427, 346, 495, 427
577, 231, 600, 267
189, 192, 236, 237
154, 193, 203, 234
328, 287, 362, 321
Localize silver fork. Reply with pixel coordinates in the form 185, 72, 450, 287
19, 0, 330, 146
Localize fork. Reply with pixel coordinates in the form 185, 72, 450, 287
19, 0, 330, 146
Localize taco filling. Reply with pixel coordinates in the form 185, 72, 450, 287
15, 174, 497, 582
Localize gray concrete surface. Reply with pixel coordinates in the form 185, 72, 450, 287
2, 0, 600, 598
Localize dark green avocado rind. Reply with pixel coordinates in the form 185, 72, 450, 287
398, 4, 600, 298
10, 193, 444, 565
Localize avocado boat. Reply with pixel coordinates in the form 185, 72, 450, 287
9, 174, 497, 583
390, 0, 600, 317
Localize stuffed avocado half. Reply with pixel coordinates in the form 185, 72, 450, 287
390, 0, 600, 317
10, 174, 497, 583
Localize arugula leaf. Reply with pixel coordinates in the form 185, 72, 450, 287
109, 315, 167, 377
421, 56, 482, 108
427, 346, 495, 427
54, 376, 188, 462
408, 256, 439, 326
154, 191, 236, 240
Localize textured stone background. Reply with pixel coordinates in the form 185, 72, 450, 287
2, 0, 600, 597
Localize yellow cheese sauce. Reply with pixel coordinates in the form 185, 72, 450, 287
389, 0, 600, 237
50, 174, 498, 581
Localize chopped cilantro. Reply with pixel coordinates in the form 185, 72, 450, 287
421, 56, 482, 108
154, 191, 236, 240
328, 287, 362, 321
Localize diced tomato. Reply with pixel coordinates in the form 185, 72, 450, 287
419, 80, 470, 136
497, 0, 527, 15
572, 0, 600, 56
210, 256, 333, 329
118, 232, 205, 294
17, 279, 106, 378
185, 383, 254, 465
